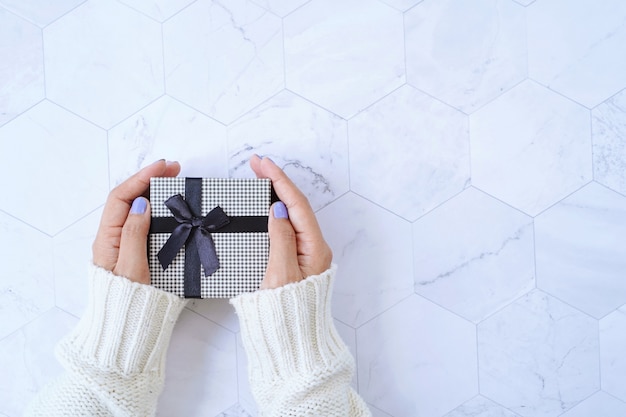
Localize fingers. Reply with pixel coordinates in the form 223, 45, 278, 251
101, 160, 180, 227
249, 155, 324, 243
93, 160, 180, 270
261, 201, 303, 289
251, 155, 333, 277
113, 197, 151, 284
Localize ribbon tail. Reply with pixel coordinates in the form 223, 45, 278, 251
194, 228, 220, 277
157, 223, 193, 270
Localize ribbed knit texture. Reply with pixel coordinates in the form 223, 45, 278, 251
231, 265, 371, 417
24, 264, 187, 417
25, 264, 370, 416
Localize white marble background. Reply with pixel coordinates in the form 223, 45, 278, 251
1, 0, 626, 416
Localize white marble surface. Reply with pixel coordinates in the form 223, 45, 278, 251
479, 290, 599, 417
0, 308, 77, 416
284, 0, 405, 118
471, 80, 592, 216
405, 0, 527, 113
357, 295, 477, 416
528, 0, 626, 108
228, 90, 349, 211
600, 306, 626, 403
535, 182, 626, 319
108, 95, 229, 184
2, 0, 626, 416
444, 395, 520, 417
559, 391, 626, 417
157, 309, 238, 416
380, 0, 422, 12
250, 0, 309, 17
118, 0, 194, 21
349, 85, 470, 221
0, 0, 84, 26
235, 333, 257, 417
414, 187, 535, 323
0, 100, 108, 235
592, 88, 626, 195
52, 209, 102, 317
0, 8, 44, 127
163, 0, 284, 124
317, 192, 414, 328
44, 0, 164, 129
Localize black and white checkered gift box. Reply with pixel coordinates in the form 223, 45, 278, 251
149, 177, 275, 298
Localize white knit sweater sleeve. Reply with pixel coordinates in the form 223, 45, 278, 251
24, 264, 187, 417
230, 265, 371, 417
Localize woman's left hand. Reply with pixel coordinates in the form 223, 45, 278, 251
92, 160, 180, 284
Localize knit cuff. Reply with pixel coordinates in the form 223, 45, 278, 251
230, 265, 348, 381
57, 263, 187, 376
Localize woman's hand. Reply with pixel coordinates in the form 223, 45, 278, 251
92, 160, 181, 284
92, 156, 329, 289
250, 155, 333, 289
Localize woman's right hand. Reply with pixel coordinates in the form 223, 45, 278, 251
250, 155, 333, 289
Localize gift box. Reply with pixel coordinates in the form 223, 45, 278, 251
149, 177, 276, 298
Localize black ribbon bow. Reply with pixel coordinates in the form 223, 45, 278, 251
157, 194, 230, 277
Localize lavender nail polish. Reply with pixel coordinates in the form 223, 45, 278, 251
130, 197, 147, 214
273, 201, 288, 219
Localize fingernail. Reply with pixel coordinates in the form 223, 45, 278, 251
273, 201, 288, 219
130, 197, 147, 214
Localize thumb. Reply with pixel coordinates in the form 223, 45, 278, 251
262, 201, 303, 289
113, 197, 151, 285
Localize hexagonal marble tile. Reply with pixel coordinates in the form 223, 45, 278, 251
0, 308, 77, 416
528, 0, 626, 108
108, 95, 229, 185
250, 0, 310, 17
53, 208, 102, 317
592, 88, 626, 196
357, 295, 477, 417
470, 80, 592, 216
163, 0, 283, 124
478, 290, 599, 417
443, 395, 520, 417
405, 0, 526, 113
44, 0, 163, 129
535, 182, 626, 319
316, 193, 413, 328
284, 0, 404, 118
379, 0, 423, 12
216, 403, 254, 417
118, 0, 195, 21
559, 391, 626, 417
414, 187, 535, 323
157, 309, 238, 416
236, 333, 258, 417
228, 90, 349, 211
0, 100, 108, 236
370, 406, 393, 417
0, 211, 54, 340
0, 0, 84, 27
600, 306, 626, 403
349, 85, 470, 221
186, 299, 240, 333
0, 8, 44, 127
